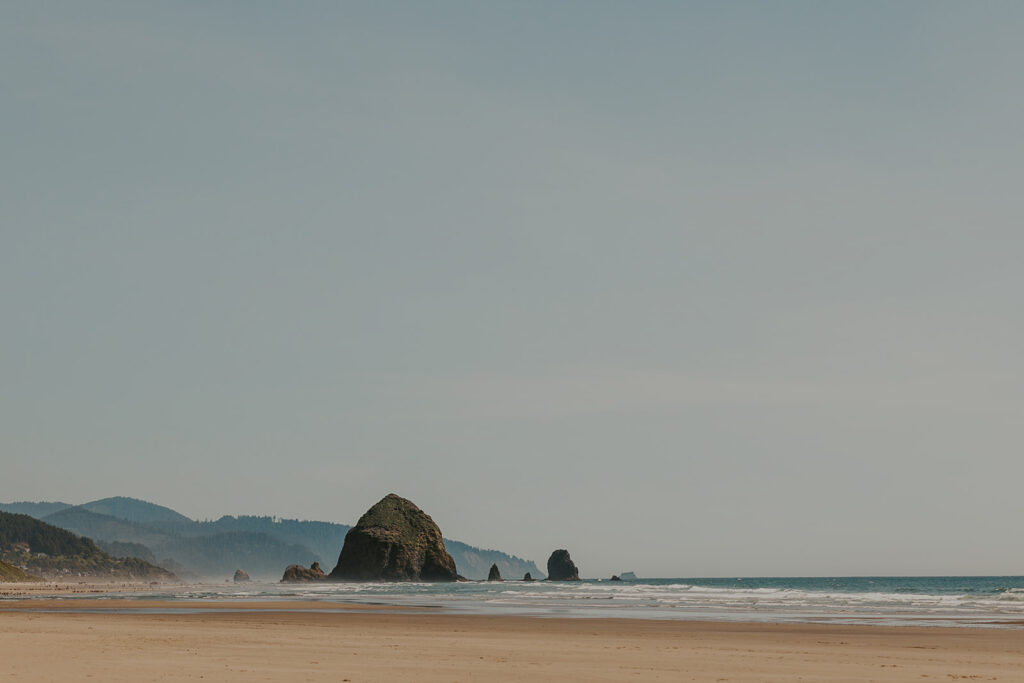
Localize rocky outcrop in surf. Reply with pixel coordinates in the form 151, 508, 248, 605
329, 494, 459, 582
487, 563, 503, 581
281, 561, 325, 582
233, 568, 250, 582
546, 549, 580, 581
523, 572, 535, 581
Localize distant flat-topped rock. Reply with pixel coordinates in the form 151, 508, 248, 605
546, 549, 580, 581
233, 569, 250, 582
487, 563, 503, 581
329, 494, 459, 582
281, 561, 325, 583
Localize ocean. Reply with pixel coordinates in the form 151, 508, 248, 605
72, 576, 1024, 628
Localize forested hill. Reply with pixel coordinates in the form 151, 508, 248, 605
0, 510, 99, 557
0, 510, 174, 580
79, 496, 192, 524
42, 508, 318, 579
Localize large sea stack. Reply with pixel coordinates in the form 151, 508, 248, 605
329, 494, 459, 582
487, 563, 503, 581
546, 549, 580, 581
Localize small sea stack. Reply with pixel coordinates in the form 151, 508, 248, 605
546, 549, 580, 581
523, 572, 534, 581
281, 561, 325, 583
487, 563, 503, 581
233, 569, 250, 583
610, 575, 621, 581
329, 493, 460, 582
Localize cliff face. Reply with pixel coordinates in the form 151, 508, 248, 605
329, 494, 459, 582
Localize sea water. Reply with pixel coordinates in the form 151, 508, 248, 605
39, 576, 1024, 628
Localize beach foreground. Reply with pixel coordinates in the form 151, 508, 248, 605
2, 600, 1023, 682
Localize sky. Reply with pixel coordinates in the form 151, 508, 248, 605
3, 1, 1024, 578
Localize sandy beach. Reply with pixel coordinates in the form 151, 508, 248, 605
2, 596, 1023, 682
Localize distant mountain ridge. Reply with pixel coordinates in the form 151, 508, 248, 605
3, 497, 542, 580
0, 501, 73, 518
79, 496, 192, 524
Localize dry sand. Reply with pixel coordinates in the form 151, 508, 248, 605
2, 597, 1023, 682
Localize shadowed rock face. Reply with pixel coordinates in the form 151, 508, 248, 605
233, 569, 250, 582
523, 572, 534, 581
487, 563, 503, 581
281, 561, 325, 583
546, 549, 580, 581
329, 494, 459, 582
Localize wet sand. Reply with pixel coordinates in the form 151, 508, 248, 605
2, 597, 1023, 682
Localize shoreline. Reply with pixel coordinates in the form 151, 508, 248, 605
2, 603, 1023, 682
5, 581, 1024, 630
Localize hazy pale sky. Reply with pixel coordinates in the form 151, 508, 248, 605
3, 1, 1024, 577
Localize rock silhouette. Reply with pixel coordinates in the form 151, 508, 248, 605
487, 563, 503, 581
233, 569, 250, 582
546, 549, 580, 581
523, 572, 534, 581
281, 561, 325, 583
610, 575, 622, 581
329, 494, 459, 582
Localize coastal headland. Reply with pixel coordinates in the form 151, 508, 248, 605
1, 596, 1022, 682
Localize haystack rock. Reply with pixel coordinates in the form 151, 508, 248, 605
523, 572, 535, 581
329, 493, 459, 582
233, 569, 250, 583
487, 563, 503, 581
546, 549, 580, 581
281, 561, 325, 583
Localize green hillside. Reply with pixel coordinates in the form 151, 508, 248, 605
0, 510, 101, 557
0, 560, 39, 582
0, 511, 174, 580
